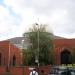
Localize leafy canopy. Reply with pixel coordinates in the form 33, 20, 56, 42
23, 23, 54, 66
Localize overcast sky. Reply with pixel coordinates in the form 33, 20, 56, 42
0, 0, 75, 40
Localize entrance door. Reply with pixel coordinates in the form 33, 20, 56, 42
13, 55, 16, 66
61, 49, 71, 64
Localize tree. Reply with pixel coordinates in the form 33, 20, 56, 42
23, 23, 54, 66
72, 48, 75, 64
22, 49, 35, 66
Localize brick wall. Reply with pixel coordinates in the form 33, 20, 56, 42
53, 39, 75, 65
0, 41, 22, 66
0, 66, 51, 75
0, 66, 6, 74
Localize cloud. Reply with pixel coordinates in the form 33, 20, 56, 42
0, 4, 21, 40
0, 0, 74, 40
0, 5, 11, 34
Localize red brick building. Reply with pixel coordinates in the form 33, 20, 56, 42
0, 41, 22, 66
0, 37, 75, 67
54, 39, 75, 65
6, 36, 75, 65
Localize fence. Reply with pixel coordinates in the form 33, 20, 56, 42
0, 65, 51, 75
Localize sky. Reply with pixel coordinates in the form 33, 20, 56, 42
0, 0, 75, 40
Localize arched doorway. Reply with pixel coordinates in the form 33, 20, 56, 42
12, 55, 16, 66
61, 49, 72, 65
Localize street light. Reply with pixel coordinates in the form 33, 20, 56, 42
35, 23, 39, 68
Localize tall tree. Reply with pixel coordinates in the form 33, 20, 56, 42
23, 23, 54, 66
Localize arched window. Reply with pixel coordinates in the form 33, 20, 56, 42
0, 53, 2, 65
12, 55, 16, 66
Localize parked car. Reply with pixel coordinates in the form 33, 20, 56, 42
48, 66, 75, 75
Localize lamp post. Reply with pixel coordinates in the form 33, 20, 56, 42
35, 23, 39, 69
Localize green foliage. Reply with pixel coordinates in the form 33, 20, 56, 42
23, 24, 54, 66
72, 48, 75, 64
22, 49, 35, 66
